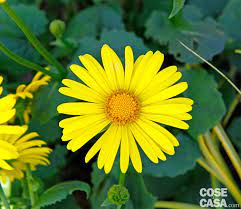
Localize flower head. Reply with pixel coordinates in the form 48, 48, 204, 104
14, 71, 51, 123
15, 71, 51, 99
57, 45, 193, 174
0, 126, 52, 182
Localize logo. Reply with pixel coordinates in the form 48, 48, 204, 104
199, 188, 240, 208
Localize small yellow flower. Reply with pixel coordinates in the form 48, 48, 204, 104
0, 0, 6, 4
15, 71, 51, 99
58, 45, 193, 174
0, 126, 52, 182
14, 71, 51, 123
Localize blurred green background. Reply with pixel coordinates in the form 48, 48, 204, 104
0, 0, 241, 208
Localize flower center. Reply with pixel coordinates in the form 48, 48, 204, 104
105, 91, 140, 125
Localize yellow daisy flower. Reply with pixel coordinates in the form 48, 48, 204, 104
0, 126, 52, 182
15, 71, 51, 99
14, 71, 51, 123
57, 45, 193, 174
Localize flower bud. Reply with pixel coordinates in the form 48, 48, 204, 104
108, 184, 130, 205
49, 19, 66, 39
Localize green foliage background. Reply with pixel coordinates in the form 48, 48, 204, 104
0, 0, 240, 208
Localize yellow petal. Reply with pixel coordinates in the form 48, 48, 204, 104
97, 125, 116, 169
172, 113, 192, 120
108, 46, 125, 89
104, 126, 121, 174
0, 125, 27, 135
120, 126, 130, 173
16, 140, 46, 151
131, 123, 166, 161
142, 104, 192, 115
0, 159, 13, 170
57, 102, 104, 115
0, 95, 16, 111
143, 82, 188, 105
135, 51, 164, 95
130, 123, 159, 163
0, 109, 16, 124
136, 119, 175, 155
0, 140, 19, 159
155, 97, 194, 105
79, 55, 110, 95
101, 44, 118, 90
60, 79, 104, 102
128, 129, 142, 173
141, 71, 181, 100
0, 76, 3, 85
69, 64, 107, 96
129, 51, 153, 91
15, 132, 39, 145
83, 54, 112, 93
62, 114, 106, 135
66, 119, 109, 151
142, 113, 189, 130
85, 130, 108, 163
124, 46, 134, 89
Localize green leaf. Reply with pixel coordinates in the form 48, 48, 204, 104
182, 68, 226, 138
188, 0, 228, 16
31, 81, 74, 124
28, 117, 61, 144
33, 181, 91, 209
44, 196, 80, 209
169, 0, 186, 19
145, 7, 226, 63
142, 134, 200, 177
34, 145, 68, 186
219, 0, 241, 42
126, 173, 156, 209
227, 117, 241, 154
65, 5, 124, 41
0, 4, 48, 76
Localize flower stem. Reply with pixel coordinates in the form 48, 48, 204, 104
119, 172, 126, 186
155, 200, 206, 209
0, 2, 67, 78
198, 135, 241, 205
0, 42, 60, 81
214, 124, 241, 180
26, 164, 36, 206
204, 132, 232, 179
0, 183, 11, 209
223, 94, 241, 127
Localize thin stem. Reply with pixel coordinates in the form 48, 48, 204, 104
26, 164, 36, 206
1, 2, 67, 78
197, 158, 223, 181
223, 94, 241, 127
155, 200, 206, 209
214, 124, 241, 180
119, 172, 126, 186
0, 42, 60, 81
197, 158, 241, 205
0, 183, 11, 209
204, 132, 232, 179
198, 136, 241, 205
179, 40, 241, 95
